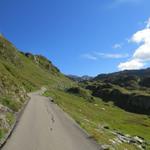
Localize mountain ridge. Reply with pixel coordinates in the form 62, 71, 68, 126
67, 75, 93, 82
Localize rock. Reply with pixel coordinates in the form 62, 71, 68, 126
136, 144, 144, 150
116, 131, 124, 136
101, 144, 111, 150
0, 104, 11, 113
103, 125, 109, 129
117, 135, 130, 143
50, 99, 54, 103
99, 124, 109, 130
125, 134, 131, 138
114, 138, 122, 144
133, 136, 144, 144
109, 139, 116, 145
94, 104, 98, 106
49, 97, 54, 102
83, 118, 90, 122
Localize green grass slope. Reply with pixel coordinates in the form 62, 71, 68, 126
0, 35, 73, 141
2, 35, 150, 150
0, 35, 72, 92
44, 87, 150, 150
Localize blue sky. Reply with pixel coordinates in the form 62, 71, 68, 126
0, 0, 150, 76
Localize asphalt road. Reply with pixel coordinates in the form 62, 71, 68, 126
2, 91, 101, 150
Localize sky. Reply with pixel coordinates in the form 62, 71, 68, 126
0, 0, 150, 76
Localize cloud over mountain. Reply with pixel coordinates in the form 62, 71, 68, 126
118, 18, 150, 70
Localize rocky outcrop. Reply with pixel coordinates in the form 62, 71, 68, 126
67, 87, 94, 102
86, 83, 150, 114
23, 52, 60, 74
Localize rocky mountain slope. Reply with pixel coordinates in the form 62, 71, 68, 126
94, 68, 150, 88
80, 69, 150, 115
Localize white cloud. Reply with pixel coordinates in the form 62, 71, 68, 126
113, 43, 122, 49
95, 52, 129, 59
118, 18, 150, 70
82, 52, 129, 61
82, 54, 97, 60
133, 43, 150, 60
118, 59, 144, 70
131, 28, 150, 44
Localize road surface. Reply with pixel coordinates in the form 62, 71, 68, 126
2, 91, 101, 150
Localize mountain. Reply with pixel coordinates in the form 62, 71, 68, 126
68, 75, 93, 82
1, 35, 150, 149
81, 69, 150, 114
95, 68, 150, 80
0, 35, 73, 140
94, 68, 150, 88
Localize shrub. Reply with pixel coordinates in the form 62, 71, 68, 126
67, 87, 94, 102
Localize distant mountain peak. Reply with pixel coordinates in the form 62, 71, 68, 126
67, 75, 93, 82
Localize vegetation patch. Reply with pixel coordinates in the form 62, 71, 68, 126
66, 87, 94, 102
0, 97, 22, 112
44, 88, 150, 149
84, 82, 150, 115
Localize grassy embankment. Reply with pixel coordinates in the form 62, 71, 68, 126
0, 35, 73, 141
44, 87, 150, 150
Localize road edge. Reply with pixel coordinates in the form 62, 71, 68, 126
0, 97, 30, 149
46, 97, 102, 150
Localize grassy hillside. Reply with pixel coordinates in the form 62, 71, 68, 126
0, 35, 73, 92
1, 35, 150, 149
0, 35, 73, 141
80, 78, 150, 115
44, 87, 150, 150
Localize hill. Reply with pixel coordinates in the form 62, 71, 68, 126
0, 35, 73, 141
1, 35, 150, 149
80, 69, 150, 115
67, 75, 93, 82
94, 68, 150, 88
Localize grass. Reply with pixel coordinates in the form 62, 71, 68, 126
66, 87, 94, 102
0, 129, 7, 140
0, 112, 15, 140
6, 112, 15, 126
0, 97, 22, 112
0, 35, 73, 93
0, 35, 75, 142
1, 35, 150, 149
44, 88, 150, 150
